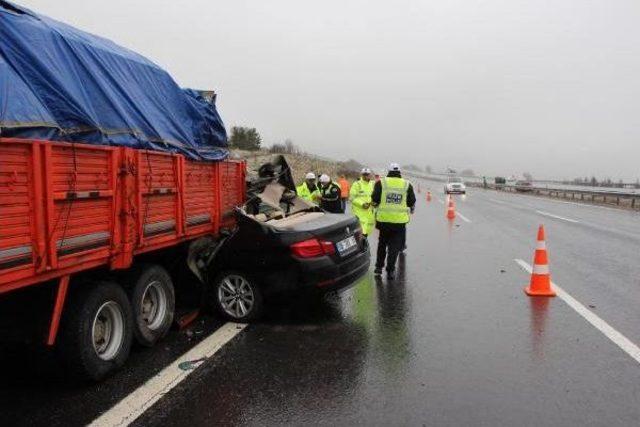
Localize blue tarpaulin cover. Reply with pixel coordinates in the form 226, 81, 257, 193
0, 1, 228, 160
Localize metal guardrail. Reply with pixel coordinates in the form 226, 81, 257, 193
470, 182, 640, 209
404, 171, 640, 210
405, 171, 640, 195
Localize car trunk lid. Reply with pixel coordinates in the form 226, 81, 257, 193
302, 214, 363, 260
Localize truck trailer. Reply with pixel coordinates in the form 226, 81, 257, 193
0, 138, 244, 379
0, 2, 244, 380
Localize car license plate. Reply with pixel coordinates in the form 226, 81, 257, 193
336, 236, 357, 255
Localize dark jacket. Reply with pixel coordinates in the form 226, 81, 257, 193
371, 171, 416, 230
320, 181, 344, 213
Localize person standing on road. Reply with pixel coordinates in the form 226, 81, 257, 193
371, 163, 416, 279
318, 174, 344, 213
296, 172, 320, 203
337, 174, 350, 212
349, 168, 375, 238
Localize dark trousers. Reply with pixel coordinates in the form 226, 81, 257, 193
375, 226, 406, 272
321, 199, 344, 213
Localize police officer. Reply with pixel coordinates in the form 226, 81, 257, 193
371, 163, 416, 279
318, 174, 344, 213
296, 172, 320, 203
349, 167, 375, 237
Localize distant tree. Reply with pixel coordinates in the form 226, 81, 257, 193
523, 172, 533, 181
590, 176, 598, 186
284, 139, 294, 154
268, 143, 286, 154
283, 139, 300, 154
460, 169, 475, 177
268, 139, 301, 154
229, 126, 261, 151
337, 159, 365, 178
402, 164, 422, 172
340, 159, 365, 173
425, 165, 432, 174
635, 179, 640, 189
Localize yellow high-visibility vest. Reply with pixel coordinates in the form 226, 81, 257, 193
376, 177, 410, 224
350, 178, 375, 235
296, 182, 319, 202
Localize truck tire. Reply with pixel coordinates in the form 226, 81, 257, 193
211, 271, 264, 322
125, 264, 175, 347
58, 280, 133, 381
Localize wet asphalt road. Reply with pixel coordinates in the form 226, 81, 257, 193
2, 182, 640, 426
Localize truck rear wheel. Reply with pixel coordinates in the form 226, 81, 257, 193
58, 280, 133, 381
125, 264, 175, 347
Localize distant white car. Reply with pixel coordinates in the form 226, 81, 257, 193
515, 180, 534, 192
444, 177, 466, 194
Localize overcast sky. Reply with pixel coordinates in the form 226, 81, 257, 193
19, 0, 640, 180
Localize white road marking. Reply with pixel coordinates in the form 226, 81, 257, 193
488, 198, 519, 208
488, 199, 639, 238
90, 322, 247, 427
514, 259, 640, 365
493, 190, 628, 213
456, 212, 472, 223
548, 198, 627, 212
501, 190, 627, 212
535, 210, 579, 223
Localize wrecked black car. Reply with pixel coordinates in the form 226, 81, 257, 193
205, 156, 370, 321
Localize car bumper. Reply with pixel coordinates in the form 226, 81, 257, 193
446, 188, 466, 193
263, 241, 371, 295
314, 248, 371, 293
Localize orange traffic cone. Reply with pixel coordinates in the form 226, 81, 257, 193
446, 198, 456, 220
524, 225, 556, 297
426, 191, 432, 202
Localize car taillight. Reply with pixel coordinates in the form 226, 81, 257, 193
321, 240, 335, 255
290, 238, 335, 258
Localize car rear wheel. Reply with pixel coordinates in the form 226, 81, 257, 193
211, 272, 263, 322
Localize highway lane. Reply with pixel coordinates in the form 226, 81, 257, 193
482, 189, 640, 236
2, 182, 639, 426
445, 185, 640, 347
130, 183, 640, 426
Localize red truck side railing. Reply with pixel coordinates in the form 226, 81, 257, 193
1, 138, 245, 342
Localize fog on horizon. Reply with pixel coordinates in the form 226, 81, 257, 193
18, 0, 640, 182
